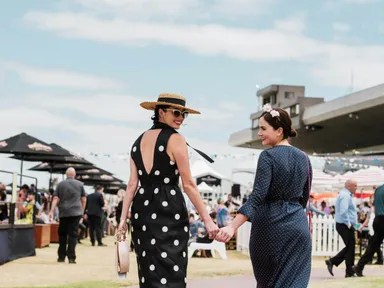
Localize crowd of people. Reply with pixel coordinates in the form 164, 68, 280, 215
325, 180, 384, 278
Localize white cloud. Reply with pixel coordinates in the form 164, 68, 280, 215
332, 22, 351, 32
274, 16, 306, 33
0, 107, 72, 140
2, 62, 125, 90
23, 12, 323, 62
25, 93, 242, 127
26, 93, 150, 123
23, 11, 384, 90
71, 0, 273, 20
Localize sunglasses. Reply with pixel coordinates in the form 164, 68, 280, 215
165, 109, 189, 119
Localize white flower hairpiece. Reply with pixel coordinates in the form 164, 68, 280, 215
263, 103, 280, 118
270, 110, 280, 118
263, 104, 272, 113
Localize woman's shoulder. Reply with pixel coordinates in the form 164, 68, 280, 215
265, 145, 307, 156
262, 146, 309, 165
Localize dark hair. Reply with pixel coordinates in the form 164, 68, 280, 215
151, 105, 170, 124
21, 184, 29, 190
96, 185, 103, 191
260, 108, 297, 139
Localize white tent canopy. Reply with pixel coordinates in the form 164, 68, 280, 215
312, 166, 384, 191
197, 181, 213, 192
191, 160, 223, 179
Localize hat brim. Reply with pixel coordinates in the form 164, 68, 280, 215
140, 101, 201, 114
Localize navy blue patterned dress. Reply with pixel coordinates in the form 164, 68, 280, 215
130, 128, 189, 287
239, 146, 312, 288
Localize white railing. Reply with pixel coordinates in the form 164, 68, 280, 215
237, 215, 345, 257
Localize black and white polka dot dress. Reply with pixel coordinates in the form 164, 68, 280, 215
238, 146, 312, 288
130, 127, 189, 287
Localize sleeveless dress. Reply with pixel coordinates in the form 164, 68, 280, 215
130, 127, 189, 288
238, 146, 312, 288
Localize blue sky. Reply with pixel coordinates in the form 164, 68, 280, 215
1, 0, 383, 187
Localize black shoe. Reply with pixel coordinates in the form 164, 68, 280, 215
325, 260, 334, 276
77, 239, 82, 244
345, 274, 355, 278
352, 265, 363, 277
68, 259, 76, 264
98, 243, 107, 247
91, 242, 95, 246
375, 261, 383, 265
57, 258, 65, 263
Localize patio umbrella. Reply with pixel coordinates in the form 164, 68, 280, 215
0, 133, 72, 185
76, 174, 124, 184
10, 143, 92, 165
29, 163, 94, 174
75, 167, 113, 176
11, 143, 93, 188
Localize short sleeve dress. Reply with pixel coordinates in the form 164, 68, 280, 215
130, 127, 190, 288
238, 146, 312, 288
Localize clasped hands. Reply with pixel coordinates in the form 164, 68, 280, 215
205, 220, 235, 243
114, 218, 235, 243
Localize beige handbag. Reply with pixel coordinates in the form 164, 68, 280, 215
115, 230, 130, 278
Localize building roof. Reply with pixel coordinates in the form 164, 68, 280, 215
303, 83, 384, 125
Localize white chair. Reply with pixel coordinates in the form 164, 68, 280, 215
188, 240, 227, 260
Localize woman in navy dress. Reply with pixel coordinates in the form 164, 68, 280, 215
217, 104, 312, 288
116, 93, 219, 287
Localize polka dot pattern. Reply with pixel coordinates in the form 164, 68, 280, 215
238, 147, 312, 287
129, 128, 189, 287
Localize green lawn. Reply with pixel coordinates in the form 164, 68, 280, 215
310, 276, 384, 288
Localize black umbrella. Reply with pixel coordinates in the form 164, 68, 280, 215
29, 163, 94, 174
75, 167, 113, 176
76, 174, 123, 184
0, 133, 72, 185
11, 143, 93, 188
10, 143, 92, 165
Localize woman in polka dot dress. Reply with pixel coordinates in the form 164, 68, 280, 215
117, 93, 219, 287
216, 105, 312, 288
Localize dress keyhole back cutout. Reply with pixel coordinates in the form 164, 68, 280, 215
139, 129, 162, 176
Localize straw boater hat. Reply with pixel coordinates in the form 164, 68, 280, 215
140, 93, 201, 114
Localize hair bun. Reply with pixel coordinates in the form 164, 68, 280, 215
289, 129, 297, 138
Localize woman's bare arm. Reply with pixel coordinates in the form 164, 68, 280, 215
169, 134, 210, 222
119, 157, 139, 224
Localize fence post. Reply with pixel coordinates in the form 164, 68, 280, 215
11, 172, 17, 203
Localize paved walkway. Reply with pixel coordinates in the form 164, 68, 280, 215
128, 267, 384, 288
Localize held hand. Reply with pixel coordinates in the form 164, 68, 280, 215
216, 226, 235, 243
203, 219, 220, 239
116, 220, 128, 241
48, 211, 54, 222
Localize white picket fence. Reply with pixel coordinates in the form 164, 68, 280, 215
237, 215, 345, 257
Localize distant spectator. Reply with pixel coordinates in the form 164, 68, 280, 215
0, 191, 8, 222
321, 201, 331, 215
